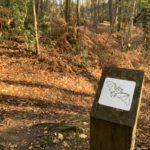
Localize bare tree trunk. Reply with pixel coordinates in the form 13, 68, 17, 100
37, 0, 41, 21
117, 0, 122, 31
109, 0, 115, 32
127, 0, 136, 46
65, 0, 71, 23
41, 0, 45, 19
98, 0, 103, 22
114, 0, 118, 29
33, 0, 40, 55
77, 0, 80, 26
92, 0, 98, 28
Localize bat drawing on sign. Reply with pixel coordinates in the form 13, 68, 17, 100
106, 81, 130, 106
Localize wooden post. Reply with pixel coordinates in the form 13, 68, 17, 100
90, 67, 144, 150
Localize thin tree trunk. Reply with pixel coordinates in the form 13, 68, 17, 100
37, 0, 41, 21
98, 0, 103, 22
93, 0, 98, 28
33, 0, 40, 55
77, 0, 80, 26
109, 0, 115, 32
127, 0, 136, 45
65, 0, 71, 22
114, 0, 118, 29
117, 0, 122, 31
41, 0, 45, 19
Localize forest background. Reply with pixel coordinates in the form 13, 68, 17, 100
0, 0, 149, 149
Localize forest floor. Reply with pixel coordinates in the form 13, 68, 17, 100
0, 22, 149, 150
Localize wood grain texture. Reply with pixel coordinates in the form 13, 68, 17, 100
90, 118, 133, 150
90, 67, 144, 150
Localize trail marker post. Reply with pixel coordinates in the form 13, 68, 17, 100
90, 67, 144, 150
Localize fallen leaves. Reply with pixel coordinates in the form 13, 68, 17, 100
0, 22, 149, 150
52, 132, 64, 144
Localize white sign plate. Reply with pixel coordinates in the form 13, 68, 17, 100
98, 77, 136, 111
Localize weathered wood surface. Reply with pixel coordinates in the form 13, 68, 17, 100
90, 118, 133, 150
90, 67, 144, 150
91, 67, 144, 127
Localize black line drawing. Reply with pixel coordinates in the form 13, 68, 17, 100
106, 81, 130, 106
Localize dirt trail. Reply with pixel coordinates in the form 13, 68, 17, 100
0, 24, 150, 149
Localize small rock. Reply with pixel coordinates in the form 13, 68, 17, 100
63, 141, 69, 148
79, 133, 87, 139
44, 130, 48, 134
29, 146, 33, 149
58, 133, 64, 141
52, 138, 59, 144
83, 122, 88, 126
54, 132, 57, 136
